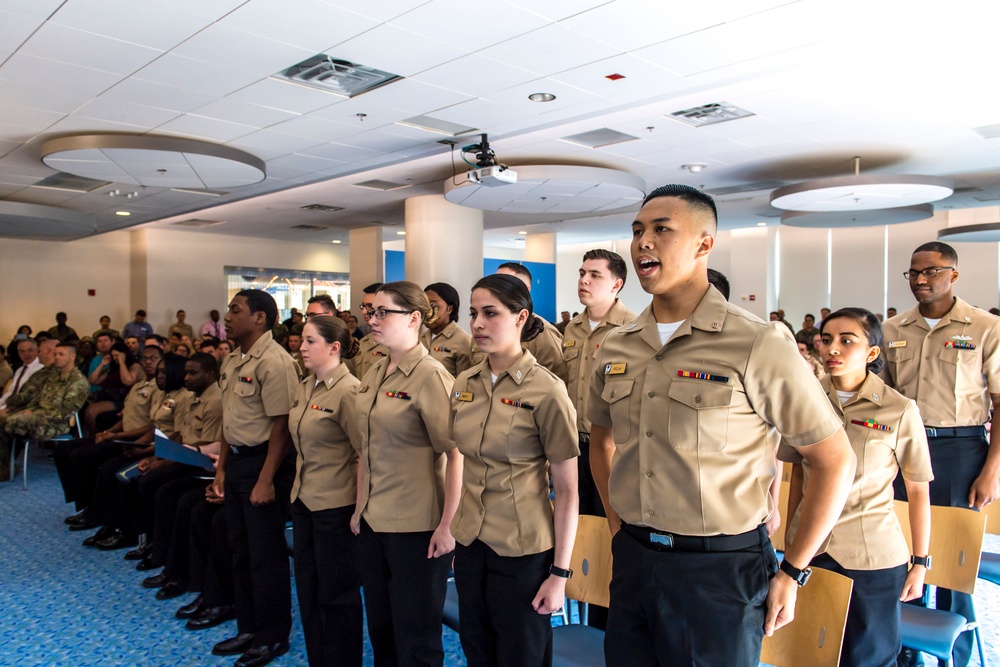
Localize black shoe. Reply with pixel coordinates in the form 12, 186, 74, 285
156, 579, 188, 600
897, 648, 922, 667
142, 571, 169, 589
235, 641, 289, 667
96, 530, 137, 551
64, 509, 88, 525
70, 517, 101, 532
82, 526, 114, 546
124, 543, 152, 560
213, 633, 254, 656
135, 556, 157, 571
187, 605, 237, 630
175, 595, 203, 619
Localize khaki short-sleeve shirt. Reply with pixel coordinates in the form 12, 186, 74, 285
151, 388, 193, 437
178, 382, 223, 445
356, 344, 457, 533
220, 332, 299, 447
451, 352, 579, 556
420, 321, 474, 378
122, 379, 158, 432
780, 373, 933, 569
881, 298, 1000, 426
289, 364, 361, 511
587, 287, 843, 536
563, 300, 637, 434
348, 332, 389, 381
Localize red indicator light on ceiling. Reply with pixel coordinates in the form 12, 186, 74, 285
605, 73, 626, 81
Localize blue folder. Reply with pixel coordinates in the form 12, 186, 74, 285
154, 429, 215, 471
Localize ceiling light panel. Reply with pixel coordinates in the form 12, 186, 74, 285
667, 102, 755, 127
395, 115, 478, 136
352, 180, 412, 191
274, 54, 403, 98
560, 128, 639, 149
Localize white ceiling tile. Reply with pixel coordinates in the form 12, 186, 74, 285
0, 105, 64, 131
479, 24, 621, 77
430, 98, 533, 131
230, 129, 327, 154
266, 153, 345, 174
220, 0, 379, 52
549, 54, 683, 100
99, 79, 216, 113
0, 0, 63, 19
320, 0, 431, 23
562, 1, 723, 51
486, 78, 605, 117
0, 79, 92, 114
0, 53, 121, 96
411, 54, 538, 97
192, 98, 299, 129
391, 0, 551, 50
500, 0, 611, 21
335, 128, 427, 154
0, 10, 45, 50
308, 104, 401, 130
48, 0, 217, 51
44, 114, 156, 135
298, 142, 382, 163
352, 79, 474, 115
170, 24, 315, 77
329, 24, 468, 77
134, 54, 264, 96
155, 114, 259, 142
75, 98, 182, 128
269, 115, 361, 141
227, 78, 342, 115
19, 23, 163, 75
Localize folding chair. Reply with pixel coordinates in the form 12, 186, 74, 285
894, 501, 989, 667
976, 502, 1000, 588
760, 567, 854, 667
8, 410, 81, 490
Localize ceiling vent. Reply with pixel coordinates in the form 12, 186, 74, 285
560, 128, 639, 149
291, 224, 329, 231
667, 102, 754, 127
300, 204, 344, 212
171, 219, 225, 228
353, 180, 411, 191
396, 115, 478, 137
171, 187, 230, 197
33, 172, 111, 192
952, 186, 982, 194
973, 194, 1000, 202
274, 55, 402, 98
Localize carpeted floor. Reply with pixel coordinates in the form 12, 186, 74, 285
3, 455, 1000, 667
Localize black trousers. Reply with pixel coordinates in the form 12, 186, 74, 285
605, 527, 777, 667
894, 433, 987, 667
89, 453, 135, 536
454, 540, 553, 667
153, 476, 210, 571
132, 461, 194, 537
54, 438, 122, 510
291, 500, 363, 667
224, 446, 294, 645
190, 499, 233, 612
357, 519, 451, 667
811, 554, 907, 667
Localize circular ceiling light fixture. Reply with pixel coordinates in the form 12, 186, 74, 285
770, 157, 952, 212
937, 222, 1000, 243
780, 204, 934, 228
41, 134, 266, 189
528, 92, 556, 102
682, 163, 707, 173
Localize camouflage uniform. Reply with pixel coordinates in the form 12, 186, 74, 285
1, 368, 89, 474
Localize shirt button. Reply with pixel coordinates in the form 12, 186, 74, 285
645, 430, 652, 437
646, 509, 655, 516
695, 396, 702, 403
647, 392, 655, 398
655, 355, 662, 361
609, 391, 615, 398
922, 377, 927, 381
645, 470, 653, 478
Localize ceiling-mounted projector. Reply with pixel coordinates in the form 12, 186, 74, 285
461, 133, 516, 186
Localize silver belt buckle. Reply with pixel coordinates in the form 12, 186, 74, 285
925, 427, 938, 438
230, 445, 239, 454
650, 532, 674, 548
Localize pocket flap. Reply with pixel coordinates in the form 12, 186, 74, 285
601, 379, 633, 404
668, 380, 732, 409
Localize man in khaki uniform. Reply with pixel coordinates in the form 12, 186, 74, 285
168, 310, 195, 343
348, 283, 389, 381
588, 184, 856, 666
494, 263, 569, 384
213, 289, 299, 666
882, 240, 1000, 667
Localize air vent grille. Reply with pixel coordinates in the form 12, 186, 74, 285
274, 55, 402, 98
171, 219, 225, 228
353, 180, 411, 191
33, 172, 111, 192
291, 224, 329, 231
560, 128, 639, 149
667, 102, 754, 127
300, 204, 344, 212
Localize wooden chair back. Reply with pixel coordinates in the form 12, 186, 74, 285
983, 500, 1000, 536
760, 566, 854, 667
566, 515, 613, 608
893, 501, 986, 595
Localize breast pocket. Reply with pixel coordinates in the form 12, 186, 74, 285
667, 381, 732, 452
233, 381, 257, 398
601, 379, 634, 444
564, 347, 580, 380
887, 347, 914, 383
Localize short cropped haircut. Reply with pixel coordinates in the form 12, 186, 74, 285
188, 352, 219, 376
583, 249, 627, 287
707, 268, 730, 300
235, 289, 279, 330
363, 283, 384, 295
56, 341, 78, 354
307, 294, 338, 315
913, 241, 958, 266
136, 309, 146, 317
641, 184, 718, 231
497, 262, 532, 282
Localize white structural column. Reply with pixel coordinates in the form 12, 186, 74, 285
349, 226, 383, 313
525, 232, 556, 264
404, 195, 484, 320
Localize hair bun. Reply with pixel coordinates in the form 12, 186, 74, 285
521, 314, 545, 343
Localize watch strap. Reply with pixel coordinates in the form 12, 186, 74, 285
910, 555, 932, 569
778, 559, 812, 587
550, 564, 573, 579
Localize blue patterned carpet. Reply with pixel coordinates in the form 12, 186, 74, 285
4, 455, 1000, 667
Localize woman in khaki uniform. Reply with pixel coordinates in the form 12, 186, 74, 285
782, 307, 932, 667
422, 281, 474, 377
350, 281, 462, 667
451, 274, 579, 667
289, 315, 364, 667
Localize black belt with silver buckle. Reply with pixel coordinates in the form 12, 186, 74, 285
229, 442, 267, 456
620, 523, 766, 553
924, 426, 986, 439
579, 432, 591, 445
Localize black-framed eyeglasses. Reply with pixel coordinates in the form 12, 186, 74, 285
903, 267, 954, 281
370, 308, 412, 321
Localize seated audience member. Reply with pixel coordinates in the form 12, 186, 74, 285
886, 307, 897, 319
174, 343, 192, 358
819, 307, 831, 323
346, 315, 362, 341
0, 341, 89, 479
75, 339, 96, 377
47, 311, 78, 342
6, 325, 33, 372
556, 310, 571, 334
200, 310, 227, 341
124, 336, 141, 357
798, 341, 826, 380
0, 338, 43, 410
84, 340, 144, 435
707, 268, 731, 300
58, 347, 164, 529
169, 310, 195, 342
123, 309, 154, 342
494, 263, 569, 383
6, 338, 58, 409
0, 348, 12, 394
199, 338, 219, 358
87, 333, 116, 391
92, 315, 119, 341
795, 313, 820, 350
216, 340, 233, 358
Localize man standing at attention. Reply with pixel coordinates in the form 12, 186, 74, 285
588, 184, 856, 666
213, 289, 299, 667
883, 241, 1000, 667
169, 310, 195, 343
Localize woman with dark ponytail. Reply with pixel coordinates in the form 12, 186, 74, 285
288, 315, 364, 666
450, 273, 579, 666
780, 307, 932, 667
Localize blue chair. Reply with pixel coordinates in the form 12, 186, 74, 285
8, 410, 81, 490
442, 577, 459, 632
552, 515, 612, 667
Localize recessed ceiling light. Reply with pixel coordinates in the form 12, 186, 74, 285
518, 230, 528, 235
756, 222, 767, 227
682, 163, 707, 173
528, 92, 556, 103
115, 211, 130, 216
396, 230, 406, 236
331, 239, 342, 244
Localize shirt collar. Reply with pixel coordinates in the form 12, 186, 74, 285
471, 350, 536, 386
898, 297, 972, 328
243, 330, 274, 359
620, 286, 727, 349
822, 372, 885, 410
322, 362, 351, 389
396, 343, 428, 376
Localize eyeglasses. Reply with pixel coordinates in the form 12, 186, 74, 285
369, 307, 412, 321
903, 267, 954, 281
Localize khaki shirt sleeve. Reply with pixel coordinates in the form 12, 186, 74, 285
416, 362, 458, 454
340, 379, 364, 454
984, 318, 1000, 394
259, 355, 298, 417
198, 390, 224, 442
534, 375, 580, 462
776, 438, 803, 464
896, 399, 934, 483
528, 322, 569, 385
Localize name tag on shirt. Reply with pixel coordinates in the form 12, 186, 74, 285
563, 340, 576, 348
887, 340, 907, 349
605, 363, 626, 375
454, 391, 474, 402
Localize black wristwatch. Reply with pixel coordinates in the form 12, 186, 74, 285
910, 555, 933, 569
550, 565, 573, 579
779, 559, 812, 587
